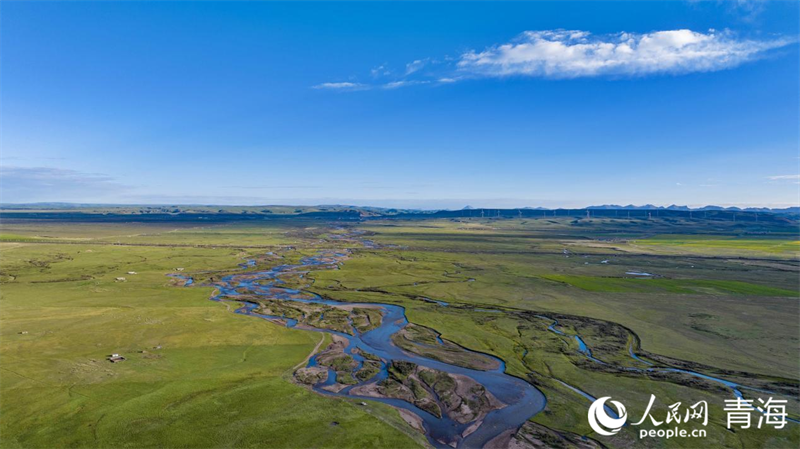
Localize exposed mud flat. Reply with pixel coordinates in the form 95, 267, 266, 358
392, 324, 501, 371
208, 238, 545, 449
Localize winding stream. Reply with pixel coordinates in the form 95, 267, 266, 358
169, 231, 795, 447
205, 247, 546, 448
540, 316, 799, 424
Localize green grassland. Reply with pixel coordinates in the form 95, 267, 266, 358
541, 274, 798, 296
2, 215, 799, 449
635, 234, 800, 256
0, 223, 423, 449
309, 244, 799, 378
305, 217, 799, 448
0, 221, 310, 247
358, 217, 800, 259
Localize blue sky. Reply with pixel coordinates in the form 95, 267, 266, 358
1, 1, 798, 209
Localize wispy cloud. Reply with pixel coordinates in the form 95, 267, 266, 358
767, 174, 800, 182
312, 80, 430, 91
221, 184, 323, 190
723, 0, 767, 23
458, 29, 794, 78
311, 82, 368, 91
686, 0, 770, 22
371, 64, 391, 78
404, 58, 429, 75
312, 29, 794, 90
0, 166, 128, 203
382, 80, 430, 89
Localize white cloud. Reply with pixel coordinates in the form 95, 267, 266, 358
312, 79, 435, 91
312, 29, 794, 91
370, 64, 391, 77
312, 82, 367, 90
457, 29, 794, 78
381, 80, 429, 89
405, 59, 429, 75
382, 81, 408, 89
767, 174, 800, 180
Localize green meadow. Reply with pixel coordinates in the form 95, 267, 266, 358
635, 234, 800, 256
0, 226, 422, 449
1, 214, 798, 448
310, 217, 800, 448
541, 274, 798, 296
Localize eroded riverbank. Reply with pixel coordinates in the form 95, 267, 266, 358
195, 239, 546, 448
167, 229, 798, 448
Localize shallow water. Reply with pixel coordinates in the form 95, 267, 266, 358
168, 274, 194, 286
540, 316, 796, 422
209, 248, 546, 448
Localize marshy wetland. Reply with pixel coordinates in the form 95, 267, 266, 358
1, 210, 798, 448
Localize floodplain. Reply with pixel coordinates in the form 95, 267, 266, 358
1, 210, 798, 448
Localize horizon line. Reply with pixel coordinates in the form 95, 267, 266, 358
1, 201, 798, 212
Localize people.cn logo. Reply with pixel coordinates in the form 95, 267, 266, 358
588, 397, 628, 436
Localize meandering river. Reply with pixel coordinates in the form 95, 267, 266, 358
172, 230, 797, 447
206, 246, 546, 448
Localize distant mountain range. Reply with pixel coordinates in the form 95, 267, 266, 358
2, 202, 798, 216
585, 204, 800, 215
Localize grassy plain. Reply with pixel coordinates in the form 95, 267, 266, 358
1, 213, 798, 449
634, 234, 800, 256
0, 221, 422, 449
307, 216, 799, 448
